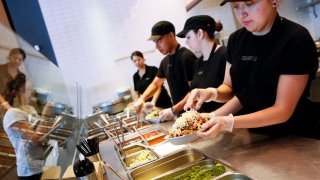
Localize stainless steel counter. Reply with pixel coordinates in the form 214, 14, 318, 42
99, 122, 320, 180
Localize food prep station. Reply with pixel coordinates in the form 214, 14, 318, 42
77, 110, 320, 180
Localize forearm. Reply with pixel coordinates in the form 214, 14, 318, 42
140, 83, 158, 101
233, 74, 308, 129
151, 87, 162, 104
0, 95, 12, 110
13, 122, 42, 144
234, 105, 292, 128
215, 84, 233, 102
140, 77, 164, 101
214, 96, 242, 116
173, 92, 190, 113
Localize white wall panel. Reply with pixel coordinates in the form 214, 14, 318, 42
38, 0, 320, 116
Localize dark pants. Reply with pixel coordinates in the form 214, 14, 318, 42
18, 173, 42, 180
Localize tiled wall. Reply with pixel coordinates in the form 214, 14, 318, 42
38, 0, 320, 116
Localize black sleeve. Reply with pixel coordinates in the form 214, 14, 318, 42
218, 47, 228, 83
226, 32, 237, 64
133, 73, 138, 91
191, 58, 200, 89
157, 58, 168, 78
149, 66, 159, 77
280, 29, 318, 79
181, 49, 196, 81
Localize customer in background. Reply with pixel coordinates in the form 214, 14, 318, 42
3, 108, 46, 180
176, 15, 227, 112
0, 48, 27, 115
131, 51, 172, 109
135, 21, 197, 122
185, 0, 319, 139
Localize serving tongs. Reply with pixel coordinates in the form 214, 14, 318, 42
39, 116, 64, 141
133, 126, 149, 146
99, 114, 110, 126
102, 161, 126, 180
93, 121, 121, 153
113, 120, 125, 155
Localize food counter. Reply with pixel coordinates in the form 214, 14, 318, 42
98, 122, 320, 180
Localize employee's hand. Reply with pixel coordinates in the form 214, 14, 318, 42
200, 112, 215, 120
197, 114, 234, 138
184, 88, 217, 111
134, 98, 144, 114
159, 108, 174, 122
144, 101, 155, 109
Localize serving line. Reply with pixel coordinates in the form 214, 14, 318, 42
99, 121, 320, 180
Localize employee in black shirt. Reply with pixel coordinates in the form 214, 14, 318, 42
185, 0, 319, 139
131, 51, 172, 109
135, 21, 196, 122
176, 15, 227, 113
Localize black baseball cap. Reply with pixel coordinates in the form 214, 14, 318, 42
220, 0, 250, 6
148, 21, 175, 41
177, 15, 216, 38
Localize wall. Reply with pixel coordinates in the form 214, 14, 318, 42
3, 0, 58, 66
0, 0, 10, 28
38, 0, 320, 116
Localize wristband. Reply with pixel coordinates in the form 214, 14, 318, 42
170, 107, 178, 116
205, 88, 218, 102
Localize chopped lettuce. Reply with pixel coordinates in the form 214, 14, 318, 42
163, 163, 227, 180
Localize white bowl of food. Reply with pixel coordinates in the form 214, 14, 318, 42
166, 111, 208, 145
165, 134, 199, 145
145, 111, 160, 124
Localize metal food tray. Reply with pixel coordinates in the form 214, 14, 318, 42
116, 144, 148, 158
114, 130, 165, 148
128, 148, 205, 180
121, 149, 158, 171
146, 135, 167, 147
154, 159, 232, 180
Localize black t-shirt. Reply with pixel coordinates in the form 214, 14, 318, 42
227, 14, 319, 135
133, 65, 172, 108
157, 46, 196, 105
191, 45, 227, 112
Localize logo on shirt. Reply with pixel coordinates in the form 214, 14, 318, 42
241, 56, 257, 62
197, 71, 203, 75
145, 77, 150, 80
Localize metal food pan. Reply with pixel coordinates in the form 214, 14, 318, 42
155, 159, 231, 180
122, 149, 158, 170
147, 135, 167, 146
127, 122, 150, 132
216, 172, 254, 180
129, 148, 204, 180
116, 144, 147, 158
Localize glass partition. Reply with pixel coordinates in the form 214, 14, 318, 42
0, 22, 80, 178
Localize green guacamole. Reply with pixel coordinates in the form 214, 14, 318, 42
161, 163, 227, 180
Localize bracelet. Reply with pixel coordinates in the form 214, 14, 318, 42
171, 107, 178, 116
1, 101, 9, 107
